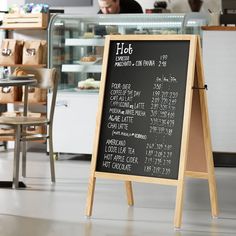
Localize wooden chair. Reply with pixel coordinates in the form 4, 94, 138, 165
0, 68, 58, 188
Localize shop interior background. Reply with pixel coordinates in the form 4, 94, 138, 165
1, 0, 221, 14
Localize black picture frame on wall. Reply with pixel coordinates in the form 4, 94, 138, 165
25, 0, 93, 7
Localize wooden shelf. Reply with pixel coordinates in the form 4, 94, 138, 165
0, 13, 48, 29
0, 101, 46, 105
0, 137, 46, 142
0, 17, 48, 145
202, 26, 236, 31
0, 26, 47, 30
0, 64, 47, 67
0, 137, 15, 141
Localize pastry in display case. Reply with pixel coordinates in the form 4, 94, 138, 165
48, 13, 209, 93
78, 78, 100, 90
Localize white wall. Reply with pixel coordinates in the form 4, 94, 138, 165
136, 0, 222, 13
4, 0, 221, 14
0, 0, 8, 11
3, 0, 99, 14
61, 2, 99, 14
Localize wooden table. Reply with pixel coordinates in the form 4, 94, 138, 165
0, 77, 37, 188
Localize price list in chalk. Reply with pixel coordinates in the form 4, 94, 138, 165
145, 71, 178, 177
96, 40, 189, 179
102, 82, 144, 173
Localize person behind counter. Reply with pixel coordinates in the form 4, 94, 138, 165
98, 0, 143, 14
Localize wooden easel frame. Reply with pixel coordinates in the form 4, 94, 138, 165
85, 35, 218, 228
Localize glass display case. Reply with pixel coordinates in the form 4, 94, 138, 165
47, 13, 209, 155
48, 13, 209, 92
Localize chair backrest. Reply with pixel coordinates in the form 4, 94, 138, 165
24, 68, 58, 123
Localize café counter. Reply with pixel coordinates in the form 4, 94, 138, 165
202, 26, 236, 164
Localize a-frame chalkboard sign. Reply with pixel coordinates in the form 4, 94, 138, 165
86, 35, 218, 228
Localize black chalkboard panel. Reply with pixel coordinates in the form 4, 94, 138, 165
96, 40, 190, 180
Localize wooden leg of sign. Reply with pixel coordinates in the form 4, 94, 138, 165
196, 36, 219, 218
208, 173, 219, 218
86, 176, 96, 217
174, 180, 185, 229
205, 145, 219, 217
125, 181, 134, 206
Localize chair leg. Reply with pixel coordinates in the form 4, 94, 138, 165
49, 126, 55, 182
3, 141, 7, 150
13, 125, 21, 189
22, 141, 27, 177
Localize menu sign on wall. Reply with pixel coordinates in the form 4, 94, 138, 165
96, 40, 190, 180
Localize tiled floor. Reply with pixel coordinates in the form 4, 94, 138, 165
0, 150, 236, 236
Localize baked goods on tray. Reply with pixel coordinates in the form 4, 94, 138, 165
80, 56, 97, 62
78, 78, 100, 90
83, 32, 94, 38
12, 67, 28, 76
